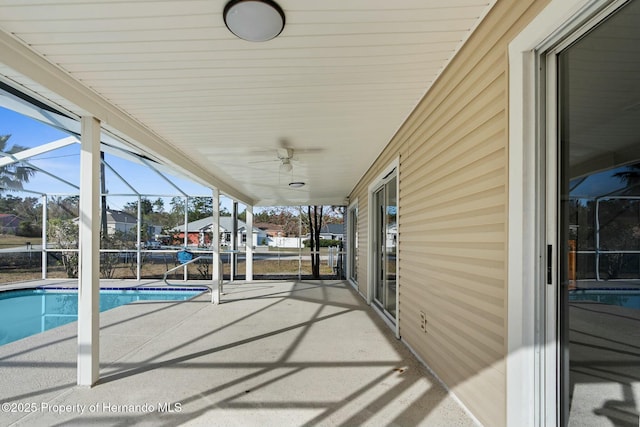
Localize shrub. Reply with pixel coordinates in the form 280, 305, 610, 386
303, 238, 341, 248
16, 222, 42, 237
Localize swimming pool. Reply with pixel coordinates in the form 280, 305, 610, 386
0, 287, 207, 346
569, 289, 640, 310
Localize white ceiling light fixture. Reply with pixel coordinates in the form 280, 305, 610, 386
289, 182, 305, 188
280, 158, 293, 173
224, 0, 285, 42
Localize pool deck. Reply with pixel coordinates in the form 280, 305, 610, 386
0, 279, 479, 426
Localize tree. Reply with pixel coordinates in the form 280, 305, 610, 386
169, 196, 230, 227
14, 197, 42, 236
0, 194, 20, 211
189, 197, 212, 221
255, 207, 300, 236
307, 205, 324, 278
48, 196, 79, 220
0, 135, 36, 193
48, 218, 79, 278
153, 198, 165, 213
15, 196, 40, 221
331, 206, 347, 224
123, 197, 154, 216
0, 194, 42, 236
614, 163, 640, 192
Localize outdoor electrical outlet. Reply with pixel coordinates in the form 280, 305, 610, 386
420, 311, 427, 332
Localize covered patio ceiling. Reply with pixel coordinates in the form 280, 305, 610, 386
0, 0, 496, 207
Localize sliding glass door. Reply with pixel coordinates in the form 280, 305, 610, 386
373, 174, 397, 319
552, 2, 640, 424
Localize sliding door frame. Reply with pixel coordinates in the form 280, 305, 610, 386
507, 1, 622, 425
368, 158, 400, 338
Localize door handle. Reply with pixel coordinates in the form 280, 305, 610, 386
547, 244, 553, 285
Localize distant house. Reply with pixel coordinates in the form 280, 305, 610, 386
305, 223, 345, 242
0, 213, 21, 234
105, 209, 137, 235
73, 209, 138, 236
172, 217, 216, 247
255, 222, 285, 238
318, 223, 345, 241
172, 216, 267, 248
146, 224, 164, 240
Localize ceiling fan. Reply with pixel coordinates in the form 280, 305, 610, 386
277, 147, 294, 172
247, 138, 323, 174
248, 146, 297, 171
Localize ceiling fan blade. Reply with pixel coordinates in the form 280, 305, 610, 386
248, 159, 279, 164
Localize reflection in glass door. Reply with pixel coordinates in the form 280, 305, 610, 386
373, 174, 397, 319
556, 2, 640, 425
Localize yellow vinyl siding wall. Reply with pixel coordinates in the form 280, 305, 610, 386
356, 202, 368, 296
348, 1, 550, 426
353, 201, 367, 299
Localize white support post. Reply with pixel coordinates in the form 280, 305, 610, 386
231, 201, 238, 281
211, 189, 220, 303
183, 196, 188, 281
136, 195, 142, 281
595, 199, 601, 281
77, 116, 101, 387
298, 206, 302, 281
41, 194, 47, 279
246, 205, 253, 281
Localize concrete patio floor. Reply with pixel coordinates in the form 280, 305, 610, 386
0, 279, 479, 426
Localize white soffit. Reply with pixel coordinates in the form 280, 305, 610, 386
0, 0, 496, 206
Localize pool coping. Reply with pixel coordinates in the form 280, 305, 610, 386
0, 286, 211, 294
0, 278, 215, 292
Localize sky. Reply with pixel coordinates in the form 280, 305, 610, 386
0, 107, 240, 212
570, 171, 624, 198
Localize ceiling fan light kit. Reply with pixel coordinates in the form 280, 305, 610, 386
279, 158, 293, 173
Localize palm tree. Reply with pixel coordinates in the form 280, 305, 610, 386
0, 134, 36, 192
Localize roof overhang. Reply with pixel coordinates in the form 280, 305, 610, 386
0, 1, 497, 206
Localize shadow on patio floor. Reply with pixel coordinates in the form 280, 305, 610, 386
0, 280, 478, 426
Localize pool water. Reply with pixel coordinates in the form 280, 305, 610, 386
0, 288, 206, 346
569, 289, 640, 310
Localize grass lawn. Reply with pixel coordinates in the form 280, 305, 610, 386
267, 246, 338, 254
0, 235, 42, 249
